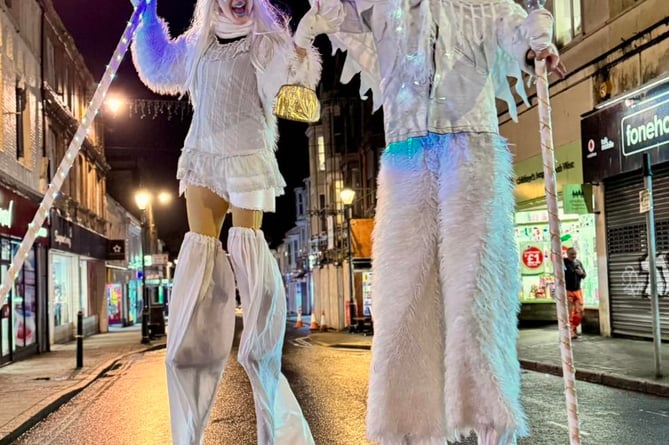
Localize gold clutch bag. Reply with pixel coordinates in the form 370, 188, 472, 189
273, 84, 321, 123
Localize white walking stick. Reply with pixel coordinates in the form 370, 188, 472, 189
524, 2, 581, 444
0, 2, 146, 308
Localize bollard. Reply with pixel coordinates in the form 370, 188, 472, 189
76, 310, 83, 369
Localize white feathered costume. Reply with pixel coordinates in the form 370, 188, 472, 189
131, 1, 322, 444
320, 0, 557, 444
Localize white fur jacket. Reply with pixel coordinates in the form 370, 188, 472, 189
131, 9, 322, 145
329, 0, 553, 143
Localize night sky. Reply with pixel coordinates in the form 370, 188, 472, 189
53, 0, 315, 254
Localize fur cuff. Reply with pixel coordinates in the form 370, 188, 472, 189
286, 43, 322, 90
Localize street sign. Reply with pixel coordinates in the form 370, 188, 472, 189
639, 189, 650, 213
144, 253, 169, 266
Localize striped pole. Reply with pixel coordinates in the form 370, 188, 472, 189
534, 57, 582, 445
0, 3, 146, 307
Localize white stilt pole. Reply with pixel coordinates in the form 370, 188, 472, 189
0, 3, 146, 304
534, 58, 582, 445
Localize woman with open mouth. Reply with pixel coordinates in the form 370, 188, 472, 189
130, 0, 341, 443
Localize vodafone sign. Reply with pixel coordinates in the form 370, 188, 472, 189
522, 246, 544, 269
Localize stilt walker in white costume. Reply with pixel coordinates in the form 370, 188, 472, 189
303, 0, 567, 443
130, 0, 340, 443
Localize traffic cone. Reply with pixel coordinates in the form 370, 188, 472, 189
294, 308, 304, 328
319, 310, 328, 332
310, 313, 320, 331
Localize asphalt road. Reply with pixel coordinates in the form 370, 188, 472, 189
13, 328, 669, 445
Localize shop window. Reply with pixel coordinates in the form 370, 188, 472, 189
53, 253, 76, 328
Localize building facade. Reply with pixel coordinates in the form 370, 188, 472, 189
105, 195, 142, 328
0, 0, 49, 364
500, 0, 669, 338
42, 0, 110, 344
277, 185, 313, 317
303, 56, 384, 330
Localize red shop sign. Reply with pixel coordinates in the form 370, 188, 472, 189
522, 246, 544, 269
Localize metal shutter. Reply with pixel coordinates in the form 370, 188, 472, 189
605, 163, 669, 339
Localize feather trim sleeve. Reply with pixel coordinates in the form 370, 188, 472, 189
131, 14, 191, 96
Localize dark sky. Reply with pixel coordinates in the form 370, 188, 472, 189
53, 0, 314, 253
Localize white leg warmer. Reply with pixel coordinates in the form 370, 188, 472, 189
165, 232, 236, 445
367, 143, 448, 444
436, 134, 526, 444
228, 228, 314, 445
366, 134, 526, 445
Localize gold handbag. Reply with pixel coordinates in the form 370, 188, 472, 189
272, 84, 321, 123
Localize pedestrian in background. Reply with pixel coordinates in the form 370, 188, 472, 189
564, 247, 586, 339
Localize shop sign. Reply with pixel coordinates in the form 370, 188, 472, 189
514, 142, 583, 203
563, 184, 594, 214
582, 87, 669, 183
50, 211, 107, 258
107, 239, 126, 260
621, 94, 669, 156
522, 246, 544, 270
144, 253, 168, 266
0, 187, 44, 241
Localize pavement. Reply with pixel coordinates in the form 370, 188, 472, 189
1, 317, 668, 445
0, 325, 166, 445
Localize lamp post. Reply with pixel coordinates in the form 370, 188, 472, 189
135, 189, 152, 344
340, 187, 356, 331
135, 188, 172, 344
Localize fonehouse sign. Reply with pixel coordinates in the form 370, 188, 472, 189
621, 93, 669, 156
581, 87, 669, 183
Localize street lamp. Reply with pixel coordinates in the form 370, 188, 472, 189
135, 189, 152, 344
105, 95, 126, 116
340, 187, 357, 332
134, 188, 172, 344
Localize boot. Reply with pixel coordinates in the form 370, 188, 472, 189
228, 227, 314, 445
166, 232, 236, 445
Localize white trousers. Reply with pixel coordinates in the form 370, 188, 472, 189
166, 233, 236, 445
366, 133, 527, 445
228, 228, 315, 445
165, 231, 314, 445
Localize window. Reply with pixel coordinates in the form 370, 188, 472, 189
45, 40, 55, 87
317, 135, 326, 171
297, 192, 305, 217
15, 81, 30, 165
549, 0, 582, 47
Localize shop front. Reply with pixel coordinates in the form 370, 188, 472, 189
581, 82, 669, 339
0, 185, 48, 364
49, 211, 108, 344
514, 143, 599, 324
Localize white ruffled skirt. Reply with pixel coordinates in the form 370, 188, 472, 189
176, 147, 286, 213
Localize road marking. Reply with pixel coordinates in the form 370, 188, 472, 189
640, 409, 669, 418
547, 421, 591, 437
289, 336, 313, 348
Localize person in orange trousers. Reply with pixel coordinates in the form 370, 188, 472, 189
564, 247, 587, 339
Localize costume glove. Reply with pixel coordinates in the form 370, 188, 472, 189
294, 0, 345, 49
523, 8, 555, 52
